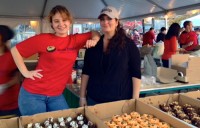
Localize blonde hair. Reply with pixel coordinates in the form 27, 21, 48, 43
48, 5, 73, 23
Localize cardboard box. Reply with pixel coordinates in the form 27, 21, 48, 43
180, 91, 200, 101
138, 93, 200, 128
19, 108, 104, 128
0, 117, 19, 128
171, 54, 200, 82
87, 99, 190, 128
156, 67, 178, 83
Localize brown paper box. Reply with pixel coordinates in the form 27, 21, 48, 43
19, 107, 104, 128
171, 54, 200, 82
180, 91, 200, 101
138, 93, 199, 128
88, 99, 190, 128
0, 117, 19, 128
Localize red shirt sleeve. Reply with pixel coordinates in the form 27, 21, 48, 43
72, 32, 92, 49
16, 34, 44, 58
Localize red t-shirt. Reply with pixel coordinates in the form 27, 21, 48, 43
0, 52, 20, 110
16, 32, 91, 96
179, 31, 198, 51
162, 36, 177, 60
142, 31, 155, 46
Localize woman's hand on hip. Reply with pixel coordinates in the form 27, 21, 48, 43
23, 69, 43, 80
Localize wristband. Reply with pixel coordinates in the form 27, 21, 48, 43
80, 97, 86, 100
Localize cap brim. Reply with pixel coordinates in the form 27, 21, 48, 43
98, 12, 116, 19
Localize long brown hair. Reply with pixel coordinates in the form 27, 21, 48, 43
106, 19, 127, 53
48, 5, 73, 24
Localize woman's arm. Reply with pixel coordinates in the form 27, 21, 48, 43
11, 46, 42, 80
79, 74, 89, 106
132, 77, 141, 99
85, 31, 100, 48
73, 31, 100, 49
0, 72, 20, 95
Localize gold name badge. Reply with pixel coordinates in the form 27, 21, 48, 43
46, 46, 56, 52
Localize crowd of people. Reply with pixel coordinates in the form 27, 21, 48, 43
131, 21, 200, 68
0, 4, 199, 118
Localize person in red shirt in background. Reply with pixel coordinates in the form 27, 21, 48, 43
11, 5, 100, 116
179, 21, 198, 51
162, 23, 183, 68
0, 25, 21, 117
142, 27, 155, 46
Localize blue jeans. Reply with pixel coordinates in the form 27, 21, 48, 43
19, 86, 69, 116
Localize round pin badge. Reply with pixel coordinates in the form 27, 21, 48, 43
47, 46, 56, 52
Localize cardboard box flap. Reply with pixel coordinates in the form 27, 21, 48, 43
181, 91, 200, 99
0, 117, 19, 128
85, 108, 108, 128
157, 67, 178, 83
187, 56, 200, 68
138, 93, 200, 108
138, 93, 180, 108
87, 100, 135, 120
171, 54, 190, 66
171, 54, 200, 68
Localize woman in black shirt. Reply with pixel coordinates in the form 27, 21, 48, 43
79, 6, 141, 106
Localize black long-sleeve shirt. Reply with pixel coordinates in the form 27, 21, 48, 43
82, 36, 141, 103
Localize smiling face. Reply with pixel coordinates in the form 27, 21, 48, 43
48, 5, 73, 37
99, 15, 118, 34
51, 12, 71, 37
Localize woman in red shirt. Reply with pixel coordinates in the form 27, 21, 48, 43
0, 25, 21, 117
11, 5, 100, 116
162, 23, 181, 68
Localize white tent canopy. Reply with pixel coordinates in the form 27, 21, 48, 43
0, 0, 200, 19
0, 0, 200, 33
181, 14, 200, 27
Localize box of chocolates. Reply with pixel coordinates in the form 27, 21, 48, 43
18, 107, 103, 128
138, 93, 200, 127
